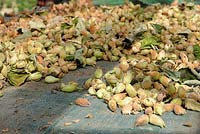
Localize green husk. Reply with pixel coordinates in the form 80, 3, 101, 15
44, 76, 60, 83
60, 81, 79, 93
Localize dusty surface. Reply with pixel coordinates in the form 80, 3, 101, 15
0, 61, 117, 134
0, 61, 200, 134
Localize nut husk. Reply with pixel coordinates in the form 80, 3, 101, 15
135, 114, 149, 127
159, 75, 171, 87
122, 104, 132, 115
94, 67, 103, 79
108, 99, 117, 112
145, 107, 153, 115
60, 81, 78, 92
149, 114, 166, 128
28, 72, 42, 81
75, 98, 91, 107
163, 103, 174, 112
154, 103, 165, 116
119, 57, 129, 72
174, 104, 186, 115
45, 76, 60, 83
141, 76, 152, 89
125, 84, 137, 98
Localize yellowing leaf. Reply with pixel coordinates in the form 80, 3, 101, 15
7, 71, 29, 86
29, 20, 46, 30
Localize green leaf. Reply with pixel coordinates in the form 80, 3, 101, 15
138, 0, 173, 5
93, 0, 125, 5
141, 35, 159, 49
151, 23, 165, 34
74, 48, 84, 64
179, 68, 197, 81
61, 23, 73, 29
73, 18, 86, 35
7, 71, 29, 86
73, 18, 79, 26
160, 67, 199, 83
65, 55, 75, 61
193, 44, 200, 59
160, 67, 180, 82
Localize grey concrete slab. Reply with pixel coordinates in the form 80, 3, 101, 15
0, 61, 199, 134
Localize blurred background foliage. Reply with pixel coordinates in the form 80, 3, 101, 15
0, 0, 199, 16
0, 0, 37, 15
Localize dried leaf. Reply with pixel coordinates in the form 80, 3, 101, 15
64, 122, 73, 126
13, 30, 32, 42
85, 113, 93, 118
29, 20, 46, 30
185, 99, 200, 112
183, 80, 200, 86
183, 122, 192, 127
72, 119, 81, 123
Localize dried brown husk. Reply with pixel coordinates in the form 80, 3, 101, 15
163, 103, 174, 112
145, 107, 153, 115
135, 114, 149, 127
174, 104, 186, 115
75, 98, 91, 107
122, 104, 132, 115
